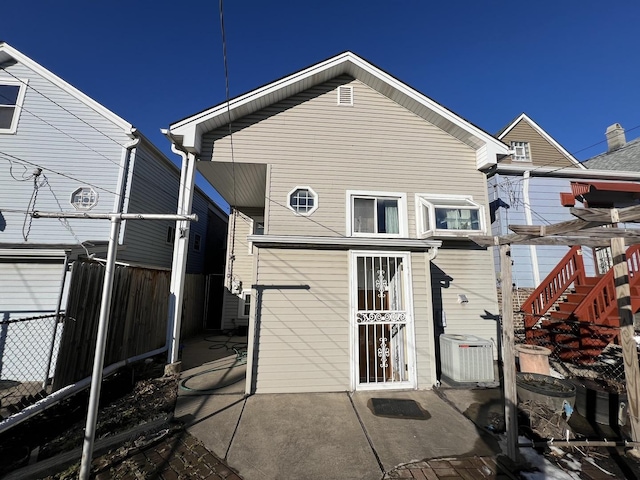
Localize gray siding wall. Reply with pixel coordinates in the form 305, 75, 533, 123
0, 62, 130, 245
202, 76, 490, 239
489, 173, 595, 288
431, 246, 500, 355
121, 142, 212, 272
252, 248, 350, 393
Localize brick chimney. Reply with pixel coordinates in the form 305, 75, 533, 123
605, 123, 626, 152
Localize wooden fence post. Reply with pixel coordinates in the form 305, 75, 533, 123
501, 244, 518, 461
611, 208, 640, 450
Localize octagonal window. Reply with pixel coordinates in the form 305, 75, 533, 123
287, 186, 318, 216
71, 187, 98, 210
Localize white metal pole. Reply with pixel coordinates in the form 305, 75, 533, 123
78, 216, 121, 480
168, 152, 197, 365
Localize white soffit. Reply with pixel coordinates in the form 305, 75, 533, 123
169, 52, 508, 165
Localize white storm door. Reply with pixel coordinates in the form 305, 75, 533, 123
352, 252, 415, 389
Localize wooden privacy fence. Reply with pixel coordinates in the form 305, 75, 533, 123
53, 261, 206, 390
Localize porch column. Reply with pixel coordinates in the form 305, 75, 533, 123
167, 151, 197, 367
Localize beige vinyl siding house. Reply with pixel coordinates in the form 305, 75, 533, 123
166, 52, 509, 394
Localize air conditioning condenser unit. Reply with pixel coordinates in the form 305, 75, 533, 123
439, 334, 494, 383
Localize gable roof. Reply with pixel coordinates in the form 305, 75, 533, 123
583, 136, 640, 171
0, 42, 133, 133
166, 51, 509, 169
497, 113, 585, 169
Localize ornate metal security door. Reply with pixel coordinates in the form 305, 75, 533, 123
353, 253, 414, 388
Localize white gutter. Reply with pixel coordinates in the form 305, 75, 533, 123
522, 171, 541, 286
491, 164, 640, 181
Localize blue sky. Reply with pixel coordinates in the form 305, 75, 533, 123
3, 1, 640, 209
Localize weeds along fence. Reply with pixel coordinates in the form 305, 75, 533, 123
0, 260, 206, 419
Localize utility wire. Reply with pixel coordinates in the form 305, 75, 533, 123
219, 0, 239, 289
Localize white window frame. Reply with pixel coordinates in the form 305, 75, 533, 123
415, 193, 485, 238
70, 186, 98, 210
238, 290, 251, 318
287, 186, 318, 216
346, 190, 408, 238
510, 141, 532, 162
248, 216, 264, 255
0, 79, 28, 134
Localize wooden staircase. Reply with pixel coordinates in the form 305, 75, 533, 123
521, 245, 640, 364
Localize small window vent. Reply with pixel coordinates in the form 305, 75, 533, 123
337, 86, 353, 106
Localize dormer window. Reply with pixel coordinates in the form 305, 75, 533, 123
0, 80, 27, 134
510, 141, 531, 162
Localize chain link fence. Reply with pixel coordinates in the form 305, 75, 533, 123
0, 314, 64, 421
516, 319, 626, 390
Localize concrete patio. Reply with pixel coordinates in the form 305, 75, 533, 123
174, 334, 504, 480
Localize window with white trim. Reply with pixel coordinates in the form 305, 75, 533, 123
416, 194, 484, 237
510, 141, 531, 162
238, 291, 251, 318
0, 80, 27, 134
348, 191, 407, 237
248, 216, 264, 254
287, 186, 318, 215
70, 187, 98, 210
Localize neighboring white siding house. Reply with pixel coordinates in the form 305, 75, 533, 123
166, 52, 511, 394
0, 42, 226, 381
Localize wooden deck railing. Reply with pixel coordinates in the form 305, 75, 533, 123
572, 244, 640, 327
521, 246, 586, 331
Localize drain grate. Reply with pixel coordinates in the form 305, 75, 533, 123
369, 398, 430, 420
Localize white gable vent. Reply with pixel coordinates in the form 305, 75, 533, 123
337, 85, 353, 106
439, 334, 494, 383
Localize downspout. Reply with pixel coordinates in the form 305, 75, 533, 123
115, 135, 141, 242
162, 134, 197, 368
428, 246, 439, 261
522, 170, 541, 286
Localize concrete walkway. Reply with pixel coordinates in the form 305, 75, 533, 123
174, 335, 504, 480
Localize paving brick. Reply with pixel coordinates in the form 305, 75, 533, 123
448, 458, 476, 469
428, 460, 452, 469
409, 468, 427, 479
389, 468, 414, 478
419, 466, 440, 480
430, 466, 460, 477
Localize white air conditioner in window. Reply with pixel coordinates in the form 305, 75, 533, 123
439, 334, 494, 383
